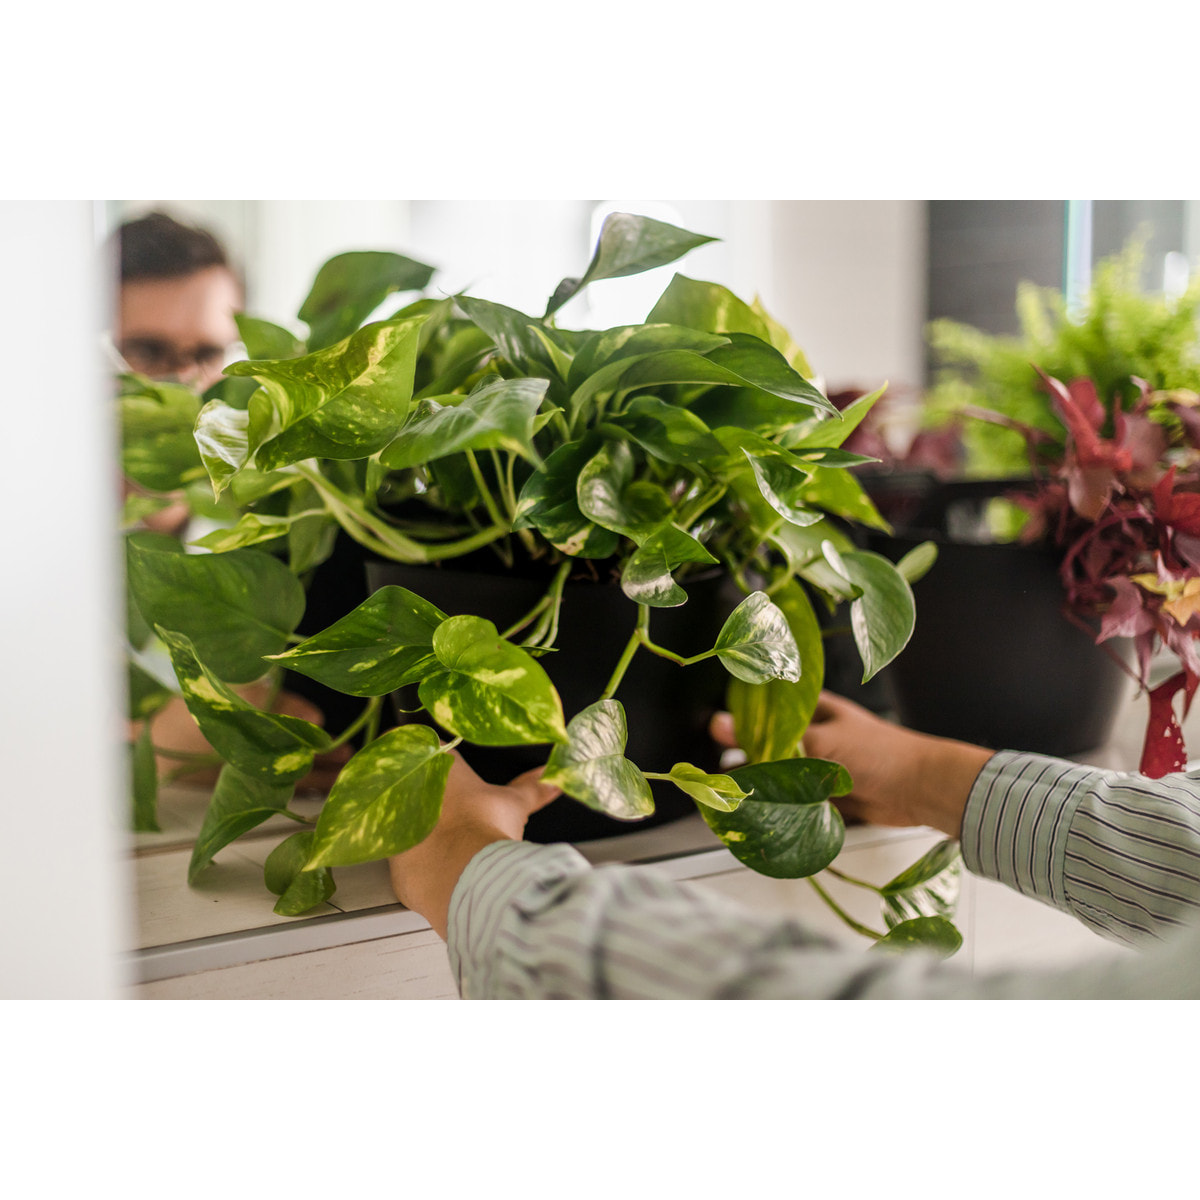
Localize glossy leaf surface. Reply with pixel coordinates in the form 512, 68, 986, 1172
878, 839, 962, 929
514, 439, 620, 558
193, 399, 253, 498
268, 585, 446, 697
188, 765, 294, 883
299, 251, 435, 350
227, 315, 426, 470
606, 394, 725, 464
158, 628, 332, 784
380, 377, 549, 470
307, 725, 451, 867
126, 533, 305, 683
823, 543, 916, 682
419, 616, 568, 746
727, 580, 824, 762
543, 700, 655, 820
701, 757, 851, 878
127, 660, 175, 721
119, 377, 204, 492
663, 762, 749, 812
646, 273, 774, 343
236, 314, 305, 361
872, 916, 963, 957
546, 213, 718, 316
621, 523, 718, 608
264, 831, 337, 916
714, 592, 801, 684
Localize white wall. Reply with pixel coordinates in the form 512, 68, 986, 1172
2, 202, 130, 997
759, 200, 927, 394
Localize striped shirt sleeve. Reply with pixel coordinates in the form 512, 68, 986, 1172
962, 750, 1200, 946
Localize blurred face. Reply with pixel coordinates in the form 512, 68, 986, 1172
117, 265, 242, 391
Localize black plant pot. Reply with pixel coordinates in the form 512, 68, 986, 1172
365, 558, 743, 843
862, 475, 1131, 758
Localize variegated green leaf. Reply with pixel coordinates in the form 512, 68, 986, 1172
268, 585, 446, 697
781, 385, 886, 450
119, 376, 205, 493
543, 700, 655, 820
227, 315, 426, 471
879, 839, 962, 930
646, 273, 774, 343
419, 616, 568, 746
127, 660, 175, 721
455, 294, 562, 376
193, 398, 252, 498
701, 757, 850, 877
744, 450, 822, 528
713, 592, 801, 684
235, 313, 305, 361
514, 439, 620, 558
606, 394, 726, 464
661, 762, 750, 812
621, 523, 717, 608
871, 916, 962, 957
264, 831, 337, 916
566, 323, 728, 395
299, 250, 435, 350
126, 533, 305, 684
727, 579, 824, 763
379, 376, 549, 470
158, 627, 332, 784
188, 765, 296, 883
545, 213, 719, 316
307, 725, 451, 868
576, 438, 636, 534
188, 510, 318, 554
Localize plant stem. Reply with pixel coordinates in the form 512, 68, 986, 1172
326, 696, 383, 751
465, 450, 509, 533
823, 865, 883, 893
808, 876, 886, 941
602, 606, 650, 699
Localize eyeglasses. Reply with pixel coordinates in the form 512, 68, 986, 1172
115, 337, 229, 379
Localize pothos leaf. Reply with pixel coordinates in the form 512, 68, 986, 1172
714, 591, 802, 684
307, 725, 452, 868
188, 765, 295, 884
419, 616, 568, 746
661, 762, 750, 812
878, 839, 963, 930
264, 831, 337, 916
822, 542, 915, 682
543, 700, 655, 820
871, 916, 963, 957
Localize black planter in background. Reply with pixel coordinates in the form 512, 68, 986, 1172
861, 475, 1132, 758
365, 559, 742, 843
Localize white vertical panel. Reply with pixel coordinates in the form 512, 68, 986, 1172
1, 201, 130, 997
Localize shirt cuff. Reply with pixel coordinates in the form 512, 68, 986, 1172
961, 749, 1107, 908
445, 841, 593, 998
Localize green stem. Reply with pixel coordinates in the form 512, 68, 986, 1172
808, 876, 886, 941
823, 865, 883, 894
326, 696, 383, 751
465, 450, 509, 532
677, 483, 727, 529
602, 606, 650, 699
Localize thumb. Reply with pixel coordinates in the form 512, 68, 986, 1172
507, 764, 563, 812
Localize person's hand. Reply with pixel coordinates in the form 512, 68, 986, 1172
388, 750, 561, 938
710, 691, 994, 839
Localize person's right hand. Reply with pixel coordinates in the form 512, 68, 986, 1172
711, 691, 994, 839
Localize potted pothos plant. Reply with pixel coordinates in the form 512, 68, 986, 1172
122, 212, 958, 953
860, 239, 1200, 772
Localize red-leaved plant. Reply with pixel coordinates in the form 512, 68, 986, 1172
978, 371, 1200, 776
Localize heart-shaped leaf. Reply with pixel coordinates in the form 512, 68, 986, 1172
126, 533, 305, 684
188, 765, 295, 883
567, 323, 728, 396
576, 438, 637, 534
454, 294, 562, 377
781, 385, 886, 450
801, 465, 890, 531
307, 725, 451, 868
419, 616, 568, 746
264, 830, 337, 916
514, 439, 621, 558
871, 916, 963, 957
235, 313, 305, 361
189, 510, 315, 554
268, 585, 447, 697
299, 250, 435, 350
700, 757, 850, 878
543, 700, 655, 820
621, 523, 717, 608
607, 394, 726, 465
119, 377, 205, 493
822, 542, 915, 682
545, 213, 718, 316
380, 376, 549, 470
744, 450, 822, 528
645, 274, 775, 342
227, 315, 426, 470
158, 627, 332, 784
661, 762, 749, 812
895, 541, 938, 585
878, 839, 962, 930
714, 591, 801, 684
727, 579, 824, 763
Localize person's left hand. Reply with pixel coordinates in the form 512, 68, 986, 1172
388, 750, 561, 938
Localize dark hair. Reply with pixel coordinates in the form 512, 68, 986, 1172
118, 211, 231, 283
